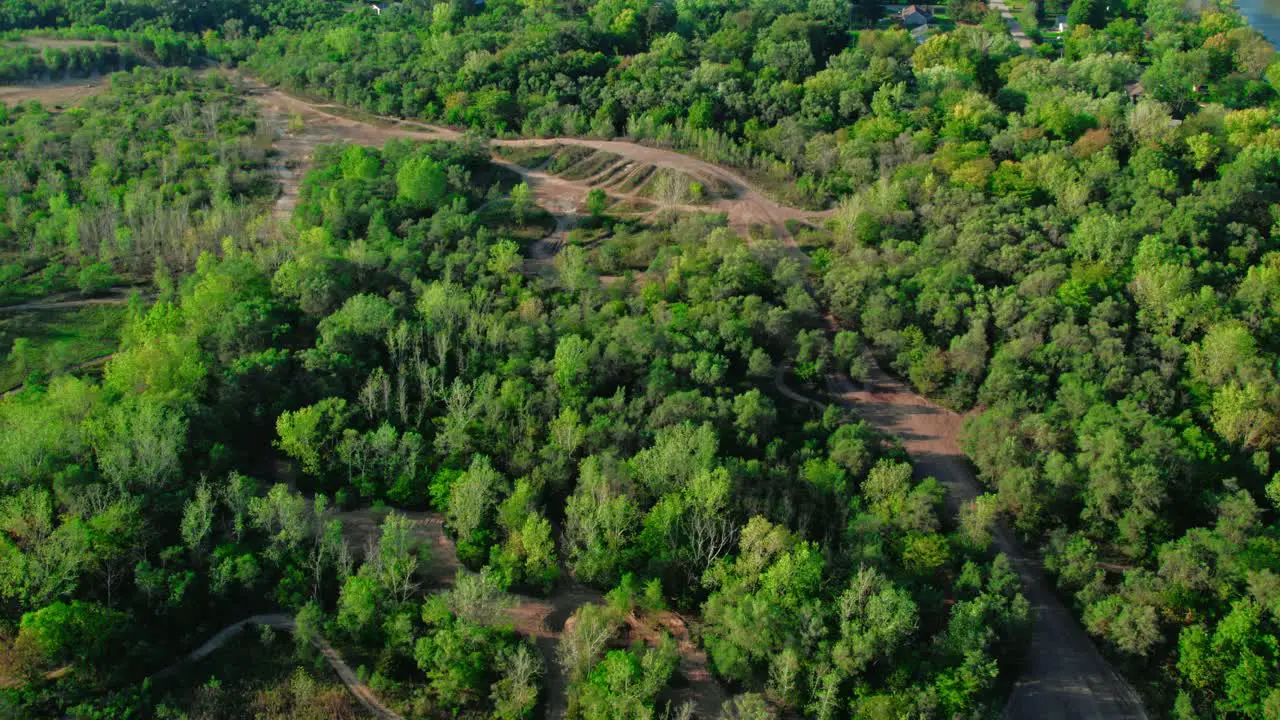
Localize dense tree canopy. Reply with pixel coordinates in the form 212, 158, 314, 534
0, 0, 1277, 717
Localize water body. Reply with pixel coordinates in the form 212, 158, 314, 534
1236, 0, 1280, 47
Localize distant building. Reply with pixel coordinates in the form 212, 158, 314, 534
900, 5, 934, 27
1125, 81, 1144, 102
370, 3, 387, 14
1054, 16, 1069, 32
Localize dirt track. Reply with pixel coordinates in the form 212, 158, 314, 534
0, 75, 112, 107
0, 287, 138, 313
154, 613, 399, 720
778, 362, 1148, 720
335, 506, 723, 719
236, 76, 826, 239
241, 75, 1144, 719
1, 353, 113, 399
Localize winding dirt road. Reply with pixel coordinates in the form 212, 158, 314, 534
0, 287, 139, 313
236, 76, 825, 240
779, 362, 1148, 720
0, 353, 113, 399
240, 76, 1144, 719
330, 506, 723, 719
154, 613, 400, 720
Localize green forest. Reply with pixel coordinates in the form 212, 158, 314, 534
0, 0, 1276, 719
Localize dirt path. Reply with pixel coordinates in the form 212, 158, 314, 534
1, 353, 113, 399
776, 360, 1147, 719
335, 505, 723, 718
4, 37, 121, 50
989, 0, 1036, 48
504, 582, 724, 719
0, 76, 113, 107
242, 76, 1141, 718
331, 507, 460, 587
154, 613, 400, 720
0, 287, 138, 313
234, 75, 827, 240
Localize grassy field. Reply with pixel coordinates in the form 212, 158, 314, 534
0, 304, 126, 390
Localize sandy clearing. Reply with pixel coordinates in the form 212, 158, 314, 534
4, 37, 121, 50
0, 75, 112, 107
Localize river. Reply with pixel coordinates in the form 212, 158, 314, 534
1237, 0, 1280, 47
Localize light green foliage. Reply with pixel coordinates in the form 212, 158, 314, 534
565, 455, 641, 585
17, 600, 125, 668
576, 641, 679, 720
831, 567, 919, 676
0, 488, 91, 607
445, 567, 513, 625
491, 643, 543, 719
487, 239, 523, 277
337, 570, 381, 635
396, 154, 448, 212
510, 182, 533, 223
377, 512, 423, 604
701, 516, 825, 682
180, 482, 215, 553
1, 5, 1272, 714
553, 334, 595, 405
414, 598, 524, 713
586, 189, 608, 217
275, 398, 350, 478
447, 455, 506, 564
91, 399, 186, 493
629, 421, 717, 498
249, 484, 314, 559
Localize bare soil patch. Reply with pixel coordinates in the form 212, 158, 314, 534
4, 37, 120, 50
330, 507, 460, 588
0, 75, 111, 107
